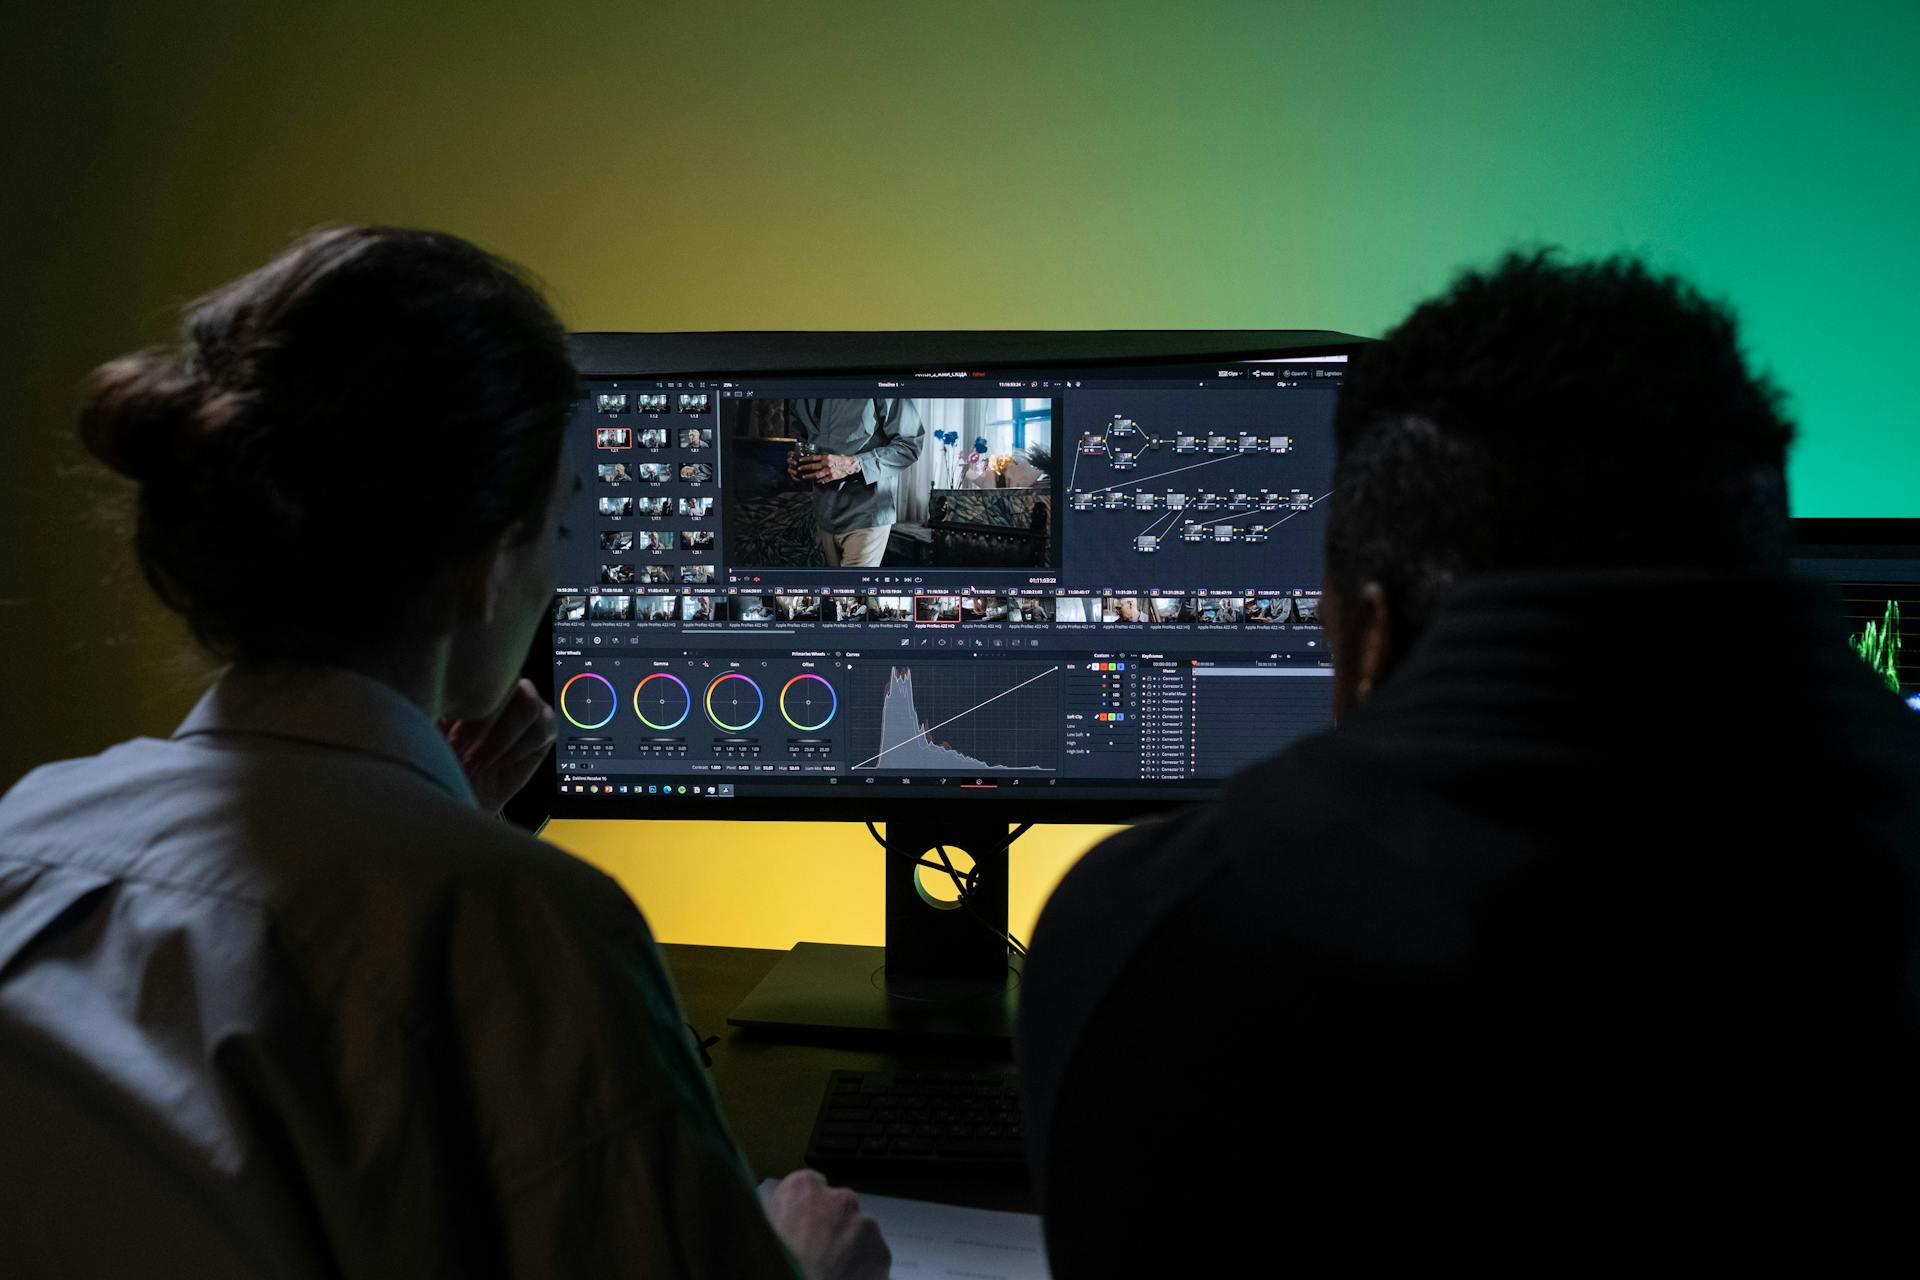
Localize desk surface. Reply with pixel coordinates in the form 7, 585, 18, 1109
660, 943, 1036, 1214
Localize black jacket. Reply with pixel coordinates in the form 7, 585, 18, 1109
1018, 572, 1920, 1272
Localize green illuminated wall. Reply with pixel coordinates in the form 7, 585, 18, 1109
3, 3, 1915, 925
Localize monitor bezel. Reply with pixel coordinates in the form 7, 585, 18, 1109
515, 329, 1370, 828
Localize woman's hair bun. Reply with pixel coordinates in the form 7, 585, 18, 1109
77, 349, 217, 483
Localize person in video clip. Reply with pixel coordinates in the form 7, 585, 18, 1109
1017, 251, 1920, 1277
787, 398, 924, 567
0, 226, 887, 1280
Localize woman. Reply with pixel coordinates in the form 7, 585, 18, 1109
0, 227, 884, 1279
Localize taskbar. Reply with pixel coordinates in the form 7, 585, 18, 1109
554, 773, 1217, 803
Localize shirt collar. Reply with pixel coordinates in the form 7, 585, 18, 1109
173, 664, 478, 808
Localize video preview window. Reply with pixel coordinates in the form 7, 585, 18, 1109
722, 397, 1057, 569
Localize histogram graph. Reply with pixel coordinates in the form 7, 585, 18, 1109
853, 663, 1061, 772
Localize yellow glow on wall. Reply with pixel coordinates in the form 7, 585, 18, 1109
543, 819, 1122, 950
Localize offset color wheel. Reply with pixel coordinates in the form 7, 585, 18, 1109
704, 672, 764, 731
779, 673, 838, 730
632, 672, 691, 730
559, 672, 617, 729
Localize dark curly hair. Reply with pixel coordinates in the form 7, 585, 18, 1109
1327, 250, 1797, 635
79, 226, 577, 664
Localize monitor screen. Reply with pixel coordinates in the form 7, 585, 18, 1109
1793, 519, 1920, 713
546, 335, 1362, 818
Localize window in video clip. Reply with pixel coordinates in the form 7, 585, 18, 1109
678, 496, 714, 517
680, 564, 715, 583
774, 594, 821, 621
682, 530, 715, 552
595, 427, 632, 451
830, 596, 869, 622
636, 595, 677, 621
597, 463, 634, 484
1012, 596, 1054, 624
599, 564, 636, 585
637, 393, 668, 413
555, 594, 588, 623
915, 595, 963, 624
1054, 596, 1096, 624
589, 594, 634, 621
680, 427, 709, 450
596, 393, 628, 414
635, 496, 672, 517
633, 530, 676, 552
636, 463, 672, 484
681, 594, 727, 622
640, 565, 673, 585
1149, 596, 1195, 624
599, 496, 634, 518
1198, 597, 1245, 625
639, 427, 670, 450
736, 595, 778, 622
868, 594, 913, 621
678, 393, 711, 414
721, 397, 1057, 569
1243, 596, 1295, 624
1102, 595, 1147, 624
599, 530, 635, 553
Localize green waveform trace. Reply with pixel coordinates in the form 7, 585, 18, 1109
1850, 599, 1902, 693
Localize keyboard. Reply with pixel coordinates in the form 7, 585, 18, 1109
804, 1068, 1028, 1177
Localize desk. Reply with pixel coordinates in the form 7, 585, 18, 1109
661, 943, 1036, 1214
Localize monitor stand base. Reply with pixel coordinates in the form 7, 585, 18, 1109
727, 941, 1020, 1048
727, 819, 1022, 1048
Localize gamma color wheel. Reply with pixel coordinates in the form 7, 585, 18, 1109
632, 672, 692, 730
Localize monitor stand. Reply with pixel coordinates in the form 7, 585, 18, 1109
726, 818, 1021, 1048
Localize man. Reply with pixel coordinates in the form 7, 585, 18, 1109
1017, 253, 1920, 1272
788, 398, 924, 567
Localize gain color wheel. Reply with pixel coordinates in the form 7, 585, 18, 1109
704, 672, 764, 731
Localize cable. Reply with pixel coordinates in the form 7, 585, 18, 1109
864, 821, 1031, 957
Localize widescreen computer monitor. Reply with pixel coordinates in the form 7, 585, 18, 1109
530, 330, 1369, 1036
540, 330, 1367, 822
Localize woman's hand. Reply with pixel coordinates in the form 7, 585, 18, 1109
442, 678, 556, 814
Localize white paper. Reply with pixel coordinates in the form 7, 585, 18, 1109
758, 1178, 1051, 1280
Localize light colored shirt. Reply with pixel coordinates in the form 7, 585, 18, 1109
0, 665, 798, 1277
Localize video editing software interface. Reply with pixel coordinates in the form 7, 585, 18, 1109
551, 353, 1349, 803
